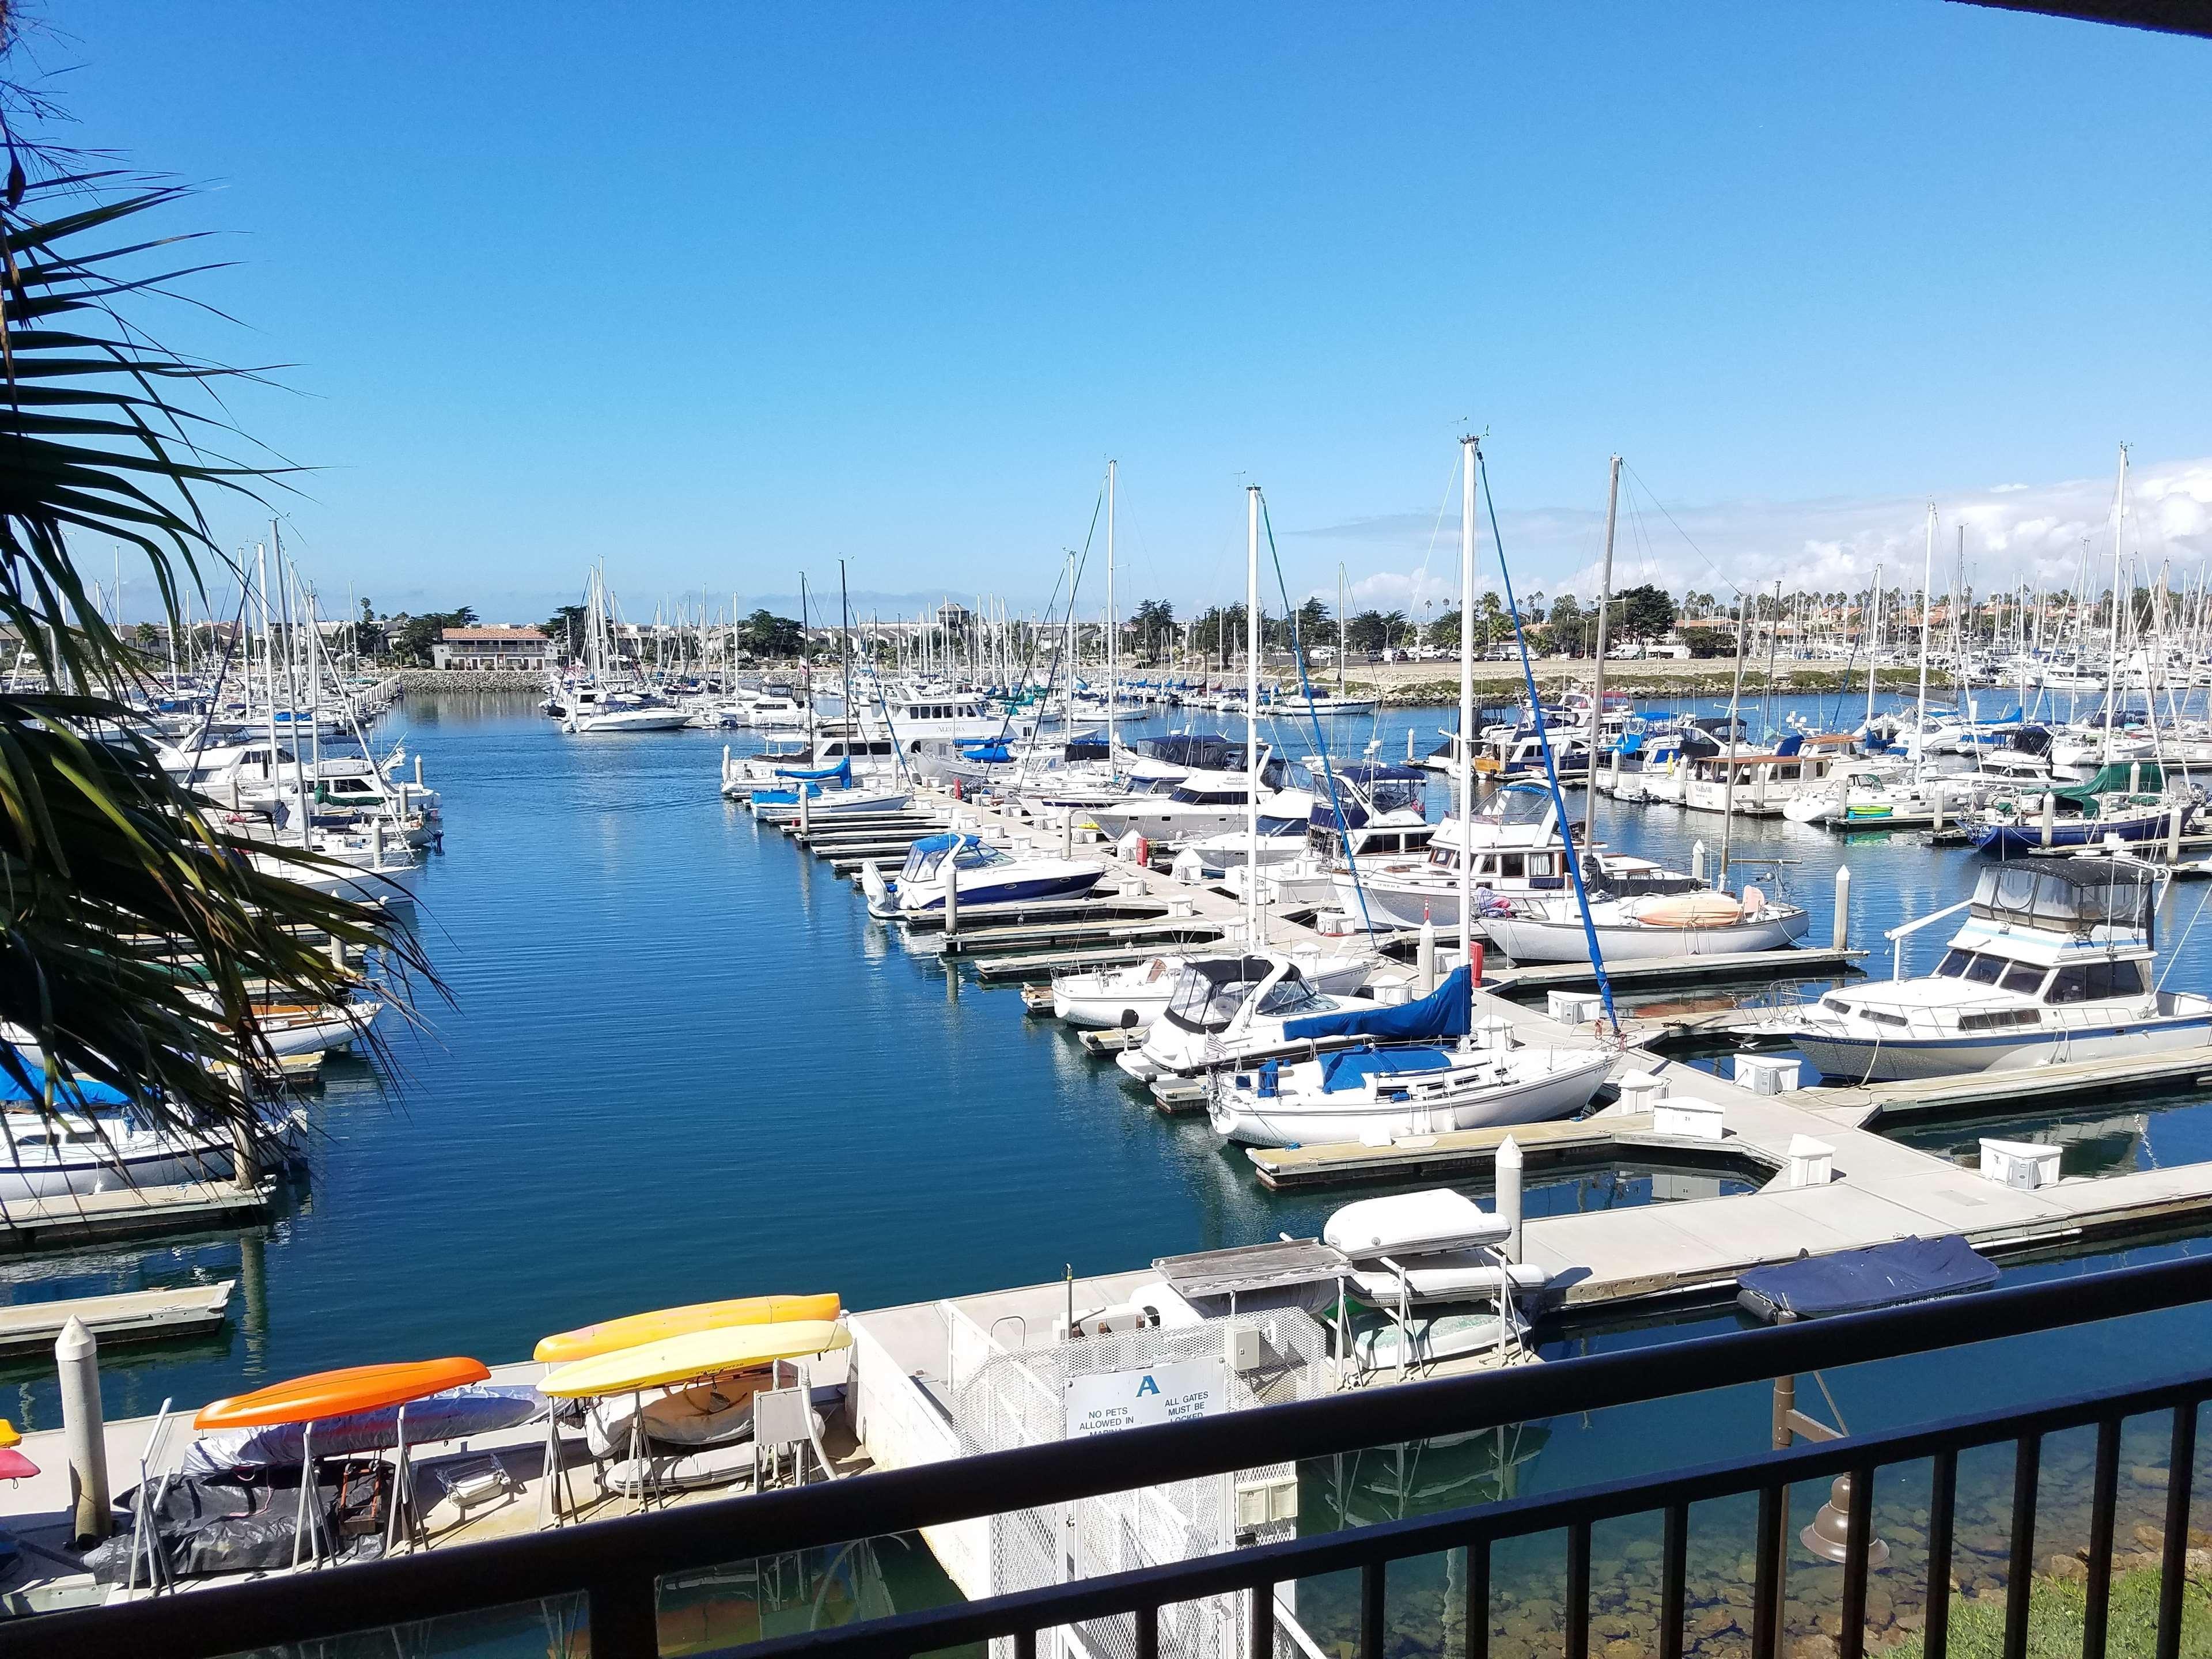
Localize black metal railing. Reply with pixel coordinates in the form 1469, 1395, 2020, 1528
14, 1252, 2212, 1659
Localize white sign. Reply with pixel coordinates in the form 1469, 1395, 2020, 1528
1063, 1357, 1225, 1440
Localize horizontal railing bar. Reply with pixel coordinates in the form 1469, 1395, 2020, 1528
17, 1253, 2212, 1659
693, 1368, 2212, 1659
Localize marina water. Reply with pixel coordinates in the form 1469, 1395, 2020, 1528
13, 690, 2212, 1639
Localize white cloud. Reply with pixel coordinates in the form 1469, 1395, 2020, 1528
1287, 453, 2212, 605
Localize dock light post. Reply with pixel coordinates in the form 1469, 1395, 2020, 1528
1771, 1353, 1887, 1589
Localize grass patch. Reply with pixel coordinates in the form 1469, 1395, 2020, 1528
1880, 1568, 2212, 1658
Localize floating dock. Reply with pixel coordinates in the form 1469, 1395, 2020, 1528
0, 1282, 236, 1355
0, 1181, 275, 1254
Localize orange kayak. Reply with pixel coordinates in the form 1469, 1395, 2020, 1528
534, 1292, 840, 1365
195, 1358, 491, 1430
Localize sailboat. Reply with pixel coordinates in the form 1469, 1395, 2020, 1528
562, 569, 690, 733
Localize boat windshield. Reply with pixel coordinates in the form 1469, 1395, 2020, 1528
1163, 956, 1274, 1032
1255, 974, 1331, 1019
1479, 785, 1554, 827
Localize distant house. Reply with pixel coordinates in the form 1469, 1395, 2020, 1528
432, 626, 554, 671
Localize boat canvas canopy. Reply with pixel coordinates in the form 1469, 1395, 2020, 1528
1283, 965, 1473, 1043
1317, 1046, 1455, 1093
1736, 1236, 1998, 1321
1970, 859, 2156, 937
0, 1057, 129, 1108
773, 757, 852, 783
2051, 762, 2165, 805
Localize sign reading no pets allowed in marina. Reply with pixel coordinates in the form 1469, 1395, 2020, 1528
1063, 1357, 1225, 1440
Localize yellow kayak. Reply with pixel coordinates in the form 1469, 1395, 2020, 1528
533, 1291, 839, 1364
538, 1318, 850, 1399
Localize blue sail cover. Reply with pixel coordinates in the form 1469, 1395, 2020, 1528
1318, 1047, 1453, 1093
1736, 1235, 1998, 1322
1282, 965, 1474, 1043
774, 757, 852, 784
0, 1057, 129, 1108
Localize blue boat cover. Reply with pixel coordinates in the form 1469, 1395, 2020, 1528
0, 1056, 128, 1107
774, 757, 851, 783
1283, 966, 1474, 1043
1777, 732, 1804, 756
1736, 1235, 1998, 1322
1318, 1047, 1453, 1093
1616, 733, 1644, 754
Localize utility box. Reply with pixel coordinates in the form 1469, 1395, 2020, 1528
1733, 1055, 1804, 1096
1234, 1474, 1298, 1529
1474, 1015, 1518, 1052
1785, 1135, 1835, 1188
1616, 1070, 1669, 1116
1547, 991, 1605, 1025
1654, 1097, 1726, 1142
1224, 1324, 1264, 1374
1980, 1138, 2062, 1191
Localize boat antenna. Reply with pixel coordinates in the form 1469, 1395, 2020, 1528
1475, 439, 1620, 1039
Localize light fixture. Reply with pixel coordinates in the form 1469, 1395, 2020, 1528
1800, 1473, 1889, 1568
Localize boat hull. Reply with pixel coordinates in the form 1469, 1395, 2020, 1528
1209, 1051, 1613, 1147
1482, 906, 1811, 964
1790, 1013, 2212, 1082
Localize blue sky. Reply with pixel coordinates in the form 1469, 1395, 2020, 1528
47, 3, 2212, 624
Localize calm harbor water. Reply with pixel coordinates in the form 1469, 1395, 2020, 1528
13, 689, 2212, 1646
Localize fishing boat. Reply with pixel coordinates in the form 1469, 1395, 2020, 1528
1207, 1036, 1613, 1147
1479, 882, 1810, 964
865, 832, 1107, 916
1758, 857, 2212, 1081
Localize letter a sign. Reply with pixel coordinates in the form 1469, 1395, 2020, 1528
1065, 1356, 1225, 1440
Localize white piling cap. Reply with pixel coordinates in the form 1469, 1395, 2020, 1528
1497, 1134, 1523, 1168
55, 1315, 96, 1362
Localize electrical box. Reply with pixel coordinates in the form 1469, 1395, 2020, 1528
1234, 1474, 1298, 1529
1224, 1324, 1264, 1373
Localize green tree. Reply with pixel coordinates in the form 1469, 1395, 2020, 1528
354, 597, 388, 659
1428, 608, 1461, 652
1617, 584, 1678, 642
1129, 599, 1176, 663
741, 608, 805, 658
0, 100, 429, 1140
542, 603, 586, 656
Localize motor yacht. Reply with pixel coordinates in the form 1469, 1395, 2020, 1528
1760, 857, 2211, 1080
863, 831, 1106, 917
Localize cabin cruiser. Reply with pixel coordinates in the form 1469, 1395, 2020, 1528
1052, 948, 1374, 1030
1208, 1027, 1615, 1147
1336, 779, 1696, 932
1762, 857, 2211, 1081
563, 688, 691, 734
1016, 733, 1249, 815
1115, 952, 1392, 1088
1480, 880, 1810, 964
861, 687, 1032, 746
1082, 752, 1288, 843
1649, 734, 1850, 816
1177, 785, 1320, 867
742, 694, 810, 730
863, 832, 1106, 917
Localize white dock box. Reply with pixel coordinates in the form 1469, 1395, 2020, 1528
1474, 1014, 1518, 1052
1616, 1069, 1669, 1116
1653, 1096, 1726, 1142
1733, 1054, 1803, 1096
1980, 1138, 2062, 1191
1785, 1134, 1835, 1188
1546, 990, 1605, 1026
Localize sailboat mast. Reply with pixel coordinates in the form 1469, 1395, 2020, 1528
1458, 434, 1478, 966
2103, 444, 2129, 763
1245, 486, 1263, 947
1915, 502, 1935, 777
1590, 454, 1620, 767
800, 573, 816, 753
838, 560, 858, 772
1106, 459, 1118, 782
1863, 566, 1883, 731
1337, 565, 1346, 697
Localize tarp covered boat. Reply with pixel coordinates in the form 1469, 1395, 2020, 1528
1736, 1236, 1998, 1322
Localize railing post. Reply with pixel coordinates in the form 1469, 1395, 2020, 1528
1753, 1484, 1783, 1659
1467, 1538, 1490, 1659
1359, 1560, 1385, 1659
588, 1576, 660, 1659
1926, 1449, 1957, 1659
1659, 1501, 1687, 1659
2084, 1418, 2121, 1659
2158, 1403, 2197, 1659
1841, 1463, 1875, 1659
1565, 1521, 1590, 1659
2003, 1435, 2040, 1659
